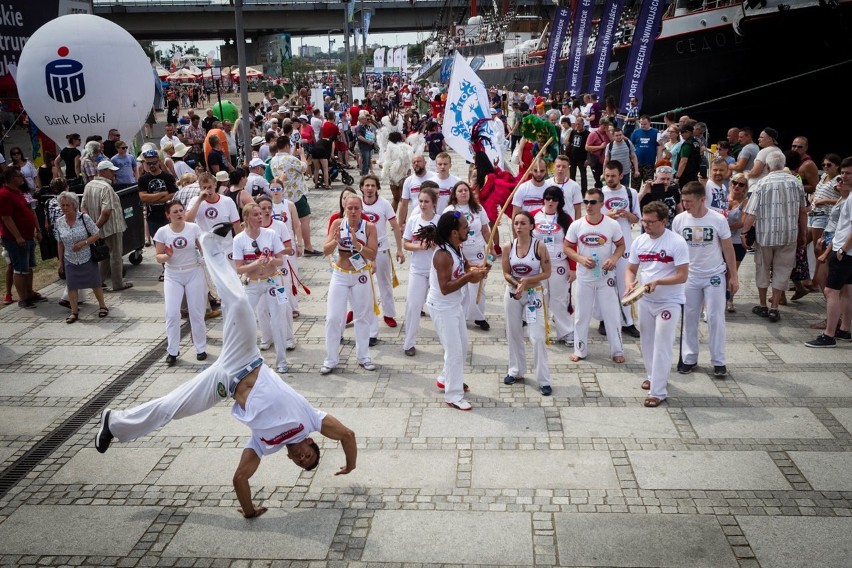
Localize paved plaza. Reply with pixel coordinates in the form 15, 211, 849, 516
1, 124, 851, 567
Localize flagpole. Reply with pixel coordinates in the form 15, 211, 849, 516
343, 3, 353, 102
235, 0, 252, 165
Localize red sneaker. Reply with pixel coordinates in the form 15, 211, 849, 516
3, 293, 12, 305
346, 311, 353, 325
436, 379, 469, 392
383, 316, 398, 328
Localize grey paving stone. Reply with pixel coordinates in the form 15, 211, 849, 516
560, 407, 681, 438
685, 407, 833, 439
39, 345, 147, 367
113, 322, 171, 340
0, 446, 16, 465
0, 406, 66, 436
737, 516, 852, 568
52, 448, 167, 485
285, 372, 376, 399
768, 343, 852, 364
0, 372, 52, 396
420, 407, 548, 438
596, 372, 722, 398
155, 448, 301, 488
153, 404, 244, 439
310, 448, 457, 489
788, 452, 852, 491
20, 322, 121, 340
362, 510, 533, 565
629, 450, 791, 490
0, 344, 35, 365
828, 407, 852, 434
735, 371, 852, 398
0, 505, 160, 556
555, 513, 738, 567
324, 407, 410, 438
472, 450, 620, 489
162, 507, 341, 559
382, 370, 454, 399
723, 342, 773, 364
40, 372, 112, 398
0, 322, 31, 339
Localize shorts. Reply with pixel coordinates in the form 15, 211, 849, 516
732, 243, 746, 262
826, 252, 852, 290
312, 140, 331, 160
294, 195, 311, 218
824, 231, 834, 249
2, 238, 36, 274
807, 214, 829, 229
754, 241, 796, 290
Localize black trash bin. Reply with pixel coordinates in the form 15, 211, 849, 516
117, 185, 145, 265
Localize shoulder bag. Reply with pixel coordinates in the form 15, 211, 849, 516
81, 214, 110, 262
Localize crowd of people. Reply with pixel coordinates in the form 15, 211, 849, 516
1, 81, 850, 413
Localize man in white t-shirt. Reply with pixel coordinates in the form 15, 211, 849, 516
673, 182, 739, 378
160, 124, 180, 150
94, 229, 357, 519
433, 152, 459, 212
186, 173, 242, 237
599, 159, 642, 337
246, 157, 270, 198
360, 174, 405, 340
625, 201, 690, 407
512, 159, 549, 218
549, 155, 583, 220
398, 154, 436, 224
704, 157, 729, 214
564, 187, 626, 363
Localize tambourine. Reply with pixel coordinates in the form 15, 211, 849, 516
621, 284, 650, 306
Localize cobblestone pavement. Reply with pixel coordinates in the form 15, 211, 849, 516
1, 113, 851, 567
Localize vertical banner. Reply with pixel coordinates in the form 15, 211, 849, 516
363, 9, 373, 44
439, 55, 454, 83
564, 0, 594, 97
619, 0, 665, 110
400, 46, 408, 72
373, 47, 385, 72
586, 0, 625, 99
393, 47, 403, 70
386, 47, 393, 69
345, 0, 355, 23
540, 6, 570, 96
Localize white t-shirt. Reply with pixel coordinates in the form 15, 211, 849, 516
565, 215, 624, 282
511, 179, 548, 212
271, 199, 296, 248
231, 366, 326, 457
174, 160, 194, 179
160, 134, 180, 149
401, 172, 436, 205
362, 196, 397, 251
628, 229, 690, 305
672, 209, 730, 279
548, 177, 583, 211
233, 227, 284, 262
403, 211, 437, 274
445, 203, 490, 256
704, 180, 728, 215
752, 146, 776, 182
831, 196, 852, 252
434, 174, 459, 213
153, 222, 202, 268
531, 209, 567, 262
188, 194, 240, 233
262, 219, 293, 247
601, 185, 641, 252
247, 172, 270, 197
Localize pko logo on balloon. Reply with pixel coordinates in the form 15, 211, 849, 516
46, 47, 86, 103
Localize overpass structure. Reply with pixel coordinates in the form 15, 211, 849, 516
93, 0, 548, 41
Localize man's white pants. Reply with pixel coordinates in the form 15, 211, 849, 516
573, 278, 624, 359
324, 267, 373, 368
682, 273, 727, 367
639, 300, 682, 400
245, 275, 291, 369
593, 256, 634, 326
164, 265, 208, 356
109, 232, 262, 442
463, 244, 487, 322
403, 271, 430, 351
546, 259, 574, 339
368, 249, 397, 337
429, 303, 468, 404
503, 288, 551, 387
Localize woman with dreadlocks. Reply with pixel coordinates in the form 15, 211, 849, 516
418, 211, 490, 410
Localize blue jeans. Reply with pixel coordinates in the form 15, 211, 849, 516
360, 148, 373, 176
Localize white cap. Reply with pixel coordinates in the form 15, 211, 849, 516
215, 171, 230, 182
251, 136, 264, 146
249, 157, 266, 169
96, 160, 119, 172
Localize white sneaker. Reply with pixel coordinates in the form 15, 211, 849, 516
447, 399, 472, 411
286, 339, 297, 351
259, 342, 272, 351
276, 365, 289, 373
560, 333, 574, 347
320, 366, 333, 375
359, 361, 377, 371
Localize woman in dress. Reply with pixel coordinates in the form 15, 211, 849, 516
502, 211, 553, 395
153, 200, 208, 365
54, 191, 108, 323
402, 187, 439, 356
445, 180, 492, 331
54, 133, 82, 186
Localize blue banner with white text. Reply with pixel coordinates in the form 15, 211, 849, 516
540, 6, 570, 96
564, 0, 594, 97
586, 0, 625, 99
619, 0, 665, 110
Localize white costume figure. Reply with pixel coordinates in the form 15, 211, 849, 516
406, 131, 426, 157
379, 139, 414, 188
375, 114, 404, 164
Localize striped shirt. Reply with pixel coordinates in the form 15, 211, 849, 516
744, 171, 806, 247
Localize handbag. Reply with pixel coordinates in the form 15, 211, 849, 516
81, 214, 109, 262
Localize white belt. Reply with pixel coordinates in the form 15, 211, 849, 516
165, 263, 202, 271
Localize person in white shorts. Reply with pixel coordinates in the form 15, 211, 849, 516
625, 201, 690, 407
672, 181, 739, 378
564, 187, 626, 362
95, 227, 357, 518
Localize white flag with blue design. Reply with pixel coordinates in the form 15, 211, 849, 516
444, 52, 503, 168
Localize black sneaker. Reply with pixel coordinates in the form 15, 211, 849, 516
622, 324, 641, 338
95, 409, 113, 453
598, 321, 606, 336
196, 352, 207, 361
369, 337, 378, 347
166, 353, 178, 365
713, 365, 727, 378
834, 329, 852, 342
804, 334, 836, 348
540, 385, 552, 396
503, 374, 517, 385
474, 319, 490, 331
17, 300, 36, 309
677, 362, 697, 374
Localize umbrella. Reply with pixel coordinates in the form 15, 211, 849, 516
187, 64, 203, 77
231, 66, 263, 79
155, 65, 169, 79
167, 68, 198, 81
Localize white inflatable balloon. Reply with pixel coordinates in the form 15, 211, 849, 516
16, 14, 155, 146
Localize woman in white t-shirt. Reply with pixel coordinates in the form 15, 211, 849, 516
233, 202, 290, 373
269, 180, 303, 316
154, 200, 208, 365
402, 187, 439, 356
445, 181, 492, 330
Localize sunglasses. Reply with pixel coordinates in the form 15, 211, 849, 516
270, 186, 283, 192
731, 181, 746, 187
583, 199, 600, 205
251, 240, 262, 256
145, 161, 159, 167
543, 196, 559, 201
823, 163, 835, 168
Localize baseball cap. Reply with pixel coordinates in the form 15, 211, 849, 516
298, 114, 308, 121
251, 135, 264, 146
143, 149, 159, 158
97, 160, 119, 171
249, 157, 266, 168
215, 171, 230, 182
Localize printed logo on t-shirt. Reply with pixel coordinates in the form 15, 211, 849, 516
556, 265, 566, 275
513, 263, 534, 275
260, 424, 305, 446
173, 236, 188, 249
681, 227, 714, 243
146, 178, 167, 193
364, 211, 380, 223
579, 232, 608, 246
358, 274, 368, 284
204, 207, 218, 219
605, 196, 627, 210
638, 249, 674, 263
536, 222, 558, 234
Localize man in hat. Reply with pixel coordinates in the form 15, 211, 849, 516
747, 127, 780, 182
251, 135, 264, 159
673, 122, 701, 189
247, 157, 270, 198
82, 160, 131, 292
